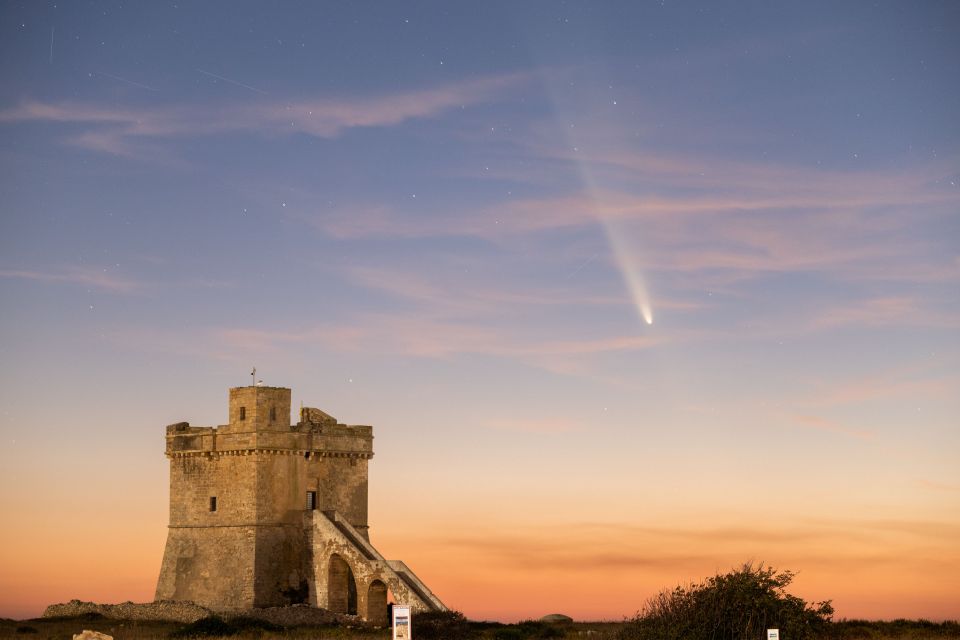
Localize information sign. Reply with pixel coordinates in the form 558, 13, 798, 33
768, 629, 780, 640
392, 605, 412, 640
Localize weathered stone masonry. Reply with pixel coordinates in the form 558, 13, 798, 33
155, 385, 445, 623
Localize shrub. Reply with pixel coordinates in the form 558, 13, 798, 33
169, 614, 284, 638
825, 619, 960, 640
169, 616, 239, 637
516, 619, 568, 639
227, 616, 283, 633
411, 610, 479, 640
536, 624, 567, 639
619, 562, 834, 640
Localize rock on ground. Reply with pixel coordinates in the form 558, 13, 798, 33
540, 613, 574, 623
73, 631, 113, 640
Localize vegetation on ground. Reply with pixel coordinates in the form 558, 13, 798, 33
619, 562, 834, 640
2, 565, 957, 640
825, 619, 960, 640
168, 616, 283, 638
3, 615, 957, 640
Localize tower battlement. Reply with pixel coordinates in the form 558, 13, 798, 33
164, 386, 373, 458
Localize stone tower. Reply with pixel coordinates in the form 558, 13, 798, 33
155, 385, 445, 623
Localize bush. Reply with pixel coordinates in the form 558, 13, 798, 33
227, 616, 283, 634
411, 610, 479, 640
170, 614, 285, 638
824, 619, 960, 639
516, 619, 568, 638
170, 616, 238, 637
537, 625, 567, 639
479, 620, 568, 640
619, 562, 834, 640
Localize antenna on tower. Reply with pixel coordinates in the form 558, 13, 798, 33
250, 367, 256, 387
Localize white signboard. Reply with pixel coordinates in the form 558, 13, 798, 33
768, 629, 780, 640
392, 604, 412, 640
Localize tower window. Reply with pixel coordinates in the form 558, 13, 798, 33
306, 491, 317, 511
209, 496, 217, 512
239, 407, 246, 421
270, 406, 276, 422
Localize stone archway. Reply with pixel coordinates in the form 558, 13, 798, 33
366, 579, 389, 626
327, 554, 358, 615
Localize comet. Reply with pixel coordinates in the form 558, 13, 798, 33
601, 215, 654, 326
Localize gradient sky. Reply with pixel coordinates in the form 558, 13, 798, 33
1, 0, 959, 623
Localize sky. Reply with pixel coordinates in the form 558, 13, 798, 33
1, 0, 958, 623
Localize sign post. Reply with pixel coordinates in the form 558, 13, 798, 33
768, 629, 780, 640
392, 604, 412, 640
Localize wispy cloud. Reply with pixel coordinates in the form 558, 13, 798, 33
486, 417, 582, 434
915, 478, 960, 493
0, 73, 527, 155
793, 414, 873, 440
343, 265, 628, 313
297, 150, 959, 290
413, 516, 960, 573
809, 296, 960, 331
809, 367, 958, 408
216, 315, 664, 361
0, 266, 140, 293
0, 266, 237, 298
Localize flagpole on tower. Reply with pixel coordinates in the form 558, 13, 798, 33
251, 367, 256, 387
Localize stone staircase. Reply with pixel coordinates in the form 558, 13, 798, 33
315, 510, 447, 612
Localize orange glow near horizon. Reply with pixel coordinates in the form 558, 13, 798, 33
373, 517, 960, 622
3, 522, 959, 622
2, 388, 957, 623
3, 481, 957, 622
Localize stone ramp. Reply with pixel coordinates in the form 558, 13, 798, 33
388, 560, 446, 612
312, 510, 447, 613
323, 510, 378, 561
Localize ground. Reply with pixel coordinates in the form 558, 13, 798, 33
1, 614, 957, 640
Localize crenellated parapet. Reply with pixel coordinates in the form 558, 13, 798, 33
164, 407, 373, 458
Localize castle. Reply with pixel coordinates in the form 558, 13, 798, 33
155, 385, 446, 624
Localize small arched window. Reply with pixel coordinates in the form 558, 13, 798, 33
239, 406, 246, 421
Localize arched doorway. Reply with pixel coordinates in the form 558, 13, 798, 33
366, 580, 388, 626
327, 554, 358, 615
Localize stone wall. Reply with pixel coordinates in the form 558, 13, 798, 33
310, 454, 369, 537
154, 525, 257, 608
42, 600, 352, 626
43, 600, 213, 623
167, 454, 259, 526
228, 386, 291, 431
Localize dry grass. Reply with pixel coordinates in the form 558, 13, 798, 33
0, 615, 387, 640
0, 615, 955, 640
